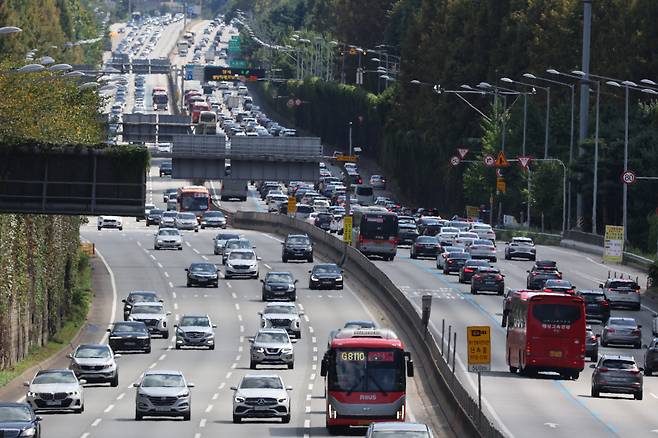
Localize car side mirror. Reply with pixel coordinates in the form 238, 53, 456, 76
291, 339, 298, 344
114, 354, 122, 358
638, 325, 643, 329
294, 279, 298, 284
260, 279, 264, 283
121, 299, 126, 303
230, 386, 237, 391
35, 416, 42, 422
159, 299, 164, 302
599, 283, 604, 288
252, 245, 257, 249
595, 334, 601, 338
257, 256, 262, 261
166, 311, 172, 316
299, 312, 305, 316
67, 353, 73, 359
308, 270, 312, 273
526, 270, 530, 273
589, 364, 596, 369
106, 328, 112, 332
643, 344, 648, 349
23, 381, 30, 387
257, 311, 262, 315
212, 324, 217, 328
185, 268, 189, 272
174, 324, 178, 328
133, 382, 140, 387
640, 367, 645, 372
187, 383, 195, 388
286, 386, 293, 391
79, 379, 87, 385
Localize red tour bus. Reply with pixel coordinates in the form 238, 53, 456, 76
320, 328, 414, 434
503, 290, 586, 379
351, 206, 399, 261
177, 186, 210, 220
191, 102, 210, 123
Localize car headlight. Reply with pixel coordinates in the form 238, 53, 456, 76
19, 427, 36, 437
136, 336, 150, 340
255, 347, 264, 353
157, 239, 164, 243
234, 396, 245, 403
336, 275, 343, 281
277, 397, 288, 403
27, 391, 36, 397
178, 392, 189, 398
287, 285, 295, 291
281, 347, 293, 353
311, 275, 318, 281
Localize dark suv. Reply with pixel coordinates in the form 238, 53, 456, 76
122, 291, 163, 321
591, 355, 643, 400
159, 162, 172, 177
576, 290, 610, 323
261, 272, 297, 301
644, 338, 658, 376
282, 234, 313, 263
526, 270, 561, 290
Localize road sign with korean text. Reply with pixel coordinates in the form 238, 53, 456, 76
467, 326, 491, 372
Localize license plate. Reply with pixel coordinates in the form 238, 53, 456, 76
484, 281, 496, 285
45, 400, 61, 406
617, 290, 629, 294
124, 341, 135, 346
549, 350, 562, 358
254, 406, 269, 411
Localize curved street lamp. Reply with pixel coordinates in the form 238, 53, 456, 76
0, 26, 22, 35
17, 63, 45, 73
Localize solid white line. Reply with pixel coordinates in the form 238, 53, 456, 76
91, 418, 102, 427
264, 263, 272, 269
104, 404, 114, 413
157, 262, 163, 268
95, 248, 117, 343
116, 392, 125, 400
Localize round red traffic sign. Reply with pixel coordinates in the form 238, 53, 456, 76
621, 170, 636, 185
295, 98, 302, 106
286, 99, 294, 108
450, 156, 461, 166
484, 154, 495, 167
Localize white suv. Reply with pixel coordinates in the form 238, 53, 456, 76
231, 374, 291, 423
97, 216, 123, 231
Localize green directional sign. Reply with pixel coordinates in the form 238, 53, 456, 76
229, 59, 247, 68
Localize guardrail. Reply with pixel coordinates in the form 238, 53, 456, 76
623, 251, 654, 270
229, 210, 503, 438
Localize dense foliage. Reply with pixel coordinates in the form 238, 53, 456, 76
0, 1, 106, 369
229, 0, 658, 250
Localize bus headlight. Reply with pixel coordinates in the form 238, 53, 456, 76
328, 403, 337, 419
395, 405, 405, 420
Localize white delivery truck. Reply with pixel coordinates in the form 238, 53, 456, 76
220, 179, 248, 202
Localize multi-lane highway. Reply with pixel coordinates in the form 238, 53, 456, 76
21, 160, 443, 438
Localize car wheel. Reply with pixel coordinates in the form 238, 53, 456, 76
634, 303, 641, 311
214, 282, 219, 288
492, 257, 497, 263
175, 344, 181, 350
591, 386, 600, 398
282, 414, 291, 424
309, 283, 315, 290
145, 346, 151, 354
443, 268, 448, 275
282, 257, 288, 263
183, 410, 191, 421
471, 287, 477, 295
97, 227, 102, 231
119, 227, 123, 231
290, 294, 297, 301
146, 222, 150, 227
163, 331, 169, 339
530, 256, 536, 261
601, 339, 607, 347
327, 426, 344, 435
178, 247, 183, 251
410, 253, 416, 259
76, 404, 84, 414
135, 410, 144, 421
209, 344, 215, 350
645, 368, 653, 376
232, 414, 242, 423
288, 362, 294, 370
250, 360, 257, 370
201, 225, 205, 229
225, 274, 231, 279
590, 353, 598, 362
504, 253, 510, 260
194, 228, 199, 233
187, 281, 191, 287
635, 342, 642, 349
110, 374, 119, 387
635, 390, 643, 400
509, 365, 517, 374
296, 332, 302, 340
308, 256, 314, 263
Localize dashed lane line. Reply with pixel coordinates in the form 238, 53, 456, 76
91, 418, 102, 427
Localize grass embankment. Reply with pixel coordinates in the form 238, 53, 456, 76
0, 252, 93, 388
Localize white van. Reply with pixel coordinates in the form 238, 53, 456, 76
354, 185, 375, 206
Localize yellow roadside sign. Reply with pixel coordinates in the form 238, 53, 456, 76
335, 155, 358, 162
467, 326, 491, 372
496, 176, 506, 194
495, 151, 510, 167
80, 242, 95, 256
342, 215, 353, 244
603, 225, 624, 263
287, 196, 297, 214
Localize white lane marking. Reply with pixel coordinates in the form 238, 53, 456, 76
544, 423, 559, 429
81, 433, 90, 438
310, 373, 316, 380
306, 394, 311, 401
237, 314, 242, 321
174, 302, 179, 310
104, 404, 114, 413
116, 392, 125, 400
308, 326, 314, 334
235, 355, 241, 361
149, 362, 157, 369
95, 249, 118, 343
231, 292, 237, 299
304, 419, 311, 428
91, 418, 102, 427
313, 346, 318, 352
172, 292, 177, 299
651, 392, 658, 399
240, 336, 244, 343
265, 234, 284, 243
15, 396, 26, 403
311, 337, 317, 344
312, 364, 317, 371
157, 262, 163, 268
227, 282, 232, 288
303, 315, 310, 322
264, 263, 272, 269
219, 382, 226, 390
175, 314, 180, 321
298, 304, 304, 311
234, 303, 240, 310
212, 393, 219, 400
137, 241, 142, 247
168, 281, 174, 288
164, 271, 170, 278
200, 418, 207, 428
193, 248, 200, 254
202, 255, 209, 260
313, 355, 317, 362
240, 325, 244, 333
159, 354, 166, 361
308, 383, 313, 391
225, 372, 232, 379
238, 345, 243, 352
150, 254, 156, 260
305, 406, 311, 413
194, 434, 201, 438
205, 404, 213, 413
185, 241, 192, 247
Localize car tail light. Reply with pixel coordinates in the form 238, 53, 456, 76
630, 369, 641, 375
525, 344, 531, 356
464, 268, 473, 273
602, 300, 610, 307
495, 275, 503, 281
598, 367, 609, 373
544, 288, 553, 292
556, 272, 563, 279
473, 274, 481, 280
448, 260, 454, 264
632, 329, 641, 335
490, 248, 496, 252
532, 272, 539, 276
590, 335, 597, 341
606, 328, 615, 333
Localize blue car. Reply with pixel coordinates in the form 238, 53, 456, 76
0, 402, 41, 437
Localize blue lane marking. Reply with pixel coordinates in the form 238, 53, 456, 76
398, 255, 621, 437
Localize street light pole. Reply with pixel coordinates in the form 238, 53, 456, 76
577, 0, 593, 228
349, 121, 353, 156
592, 80, 600, 233
623, 84, 629, 243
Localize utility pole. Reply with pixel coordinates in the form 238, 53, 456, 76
576, 0, 593, 230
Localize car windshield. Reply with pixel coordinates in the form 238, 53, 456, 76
371, 431, 429, 438
75, 345, 111, 359
313, 265, 340, 274
240, 376, 283, 389
267, 273, 293, 283
466, 260, 489, 267
180, 316, 210, 327
610, 319, 636, 327
608, 280, 638, 289
441, 227, 459, 234
158, 229, 180, 236
217, 233, 240, 241
514, 239, 534, 245
113, 323, 147, 333
602, 360, 637, 370
204, 212, 224, 218
329, 348, 404, 393
178, 213, 196, 220
0, 406, 32, 422
416, 237, 437, 244
129, 293, 158, 303
264, 306, 295, 315
256, 332, 290, 343
474, 240, 493, 246
226, 240, 251, 249
191, 264, 215, 272
141, 374, 185, 387
287, 236, 310, 245
149, 209, 164, 215
449, 253, 470, 259
581, 293, 606, 302
163, 212, 177, 218
132, 304, 163, 314
33, 371, 76, 385
545, 280, 572, 287
229, 252, 255, 260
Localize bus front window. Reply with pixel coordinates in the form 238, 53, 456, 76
182, 196, 208, 211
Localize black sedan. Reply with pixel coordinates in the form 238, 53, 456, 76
107, 321, 151, 353
397, 223, 419, 245
526, 270, 562, 290
459, 259, 491, 283
146, 208, 164, 226
0, 403, 41, 438
314, 213, 333, 231
309, 264, 343, 290
122, 291, 163, 321
543, 279, 576, 294
576, 290, 610, 323
186, 263, 220, 287
159, 162, 172, 177
471, 267, 504, 294
586, 326, 599, 362
442, 252, 471, 275
410, 236, 441, 259
261, 271, 297, 301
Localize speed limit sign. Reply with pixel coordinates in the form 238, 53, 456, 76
621, 170, 637, 185
483, 155, 495, 167
450, 156, 461, 166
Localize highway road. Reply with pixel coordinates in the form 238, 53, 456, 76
221, 179, 658, 438
27, 161, 443, 438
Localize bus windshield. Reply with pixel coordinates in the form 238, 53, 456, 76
360, 214, 397, 239
328, 349, 405, 393
181, 195, 208, 211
